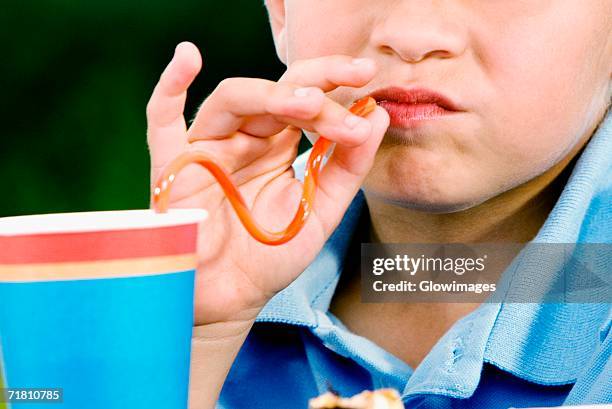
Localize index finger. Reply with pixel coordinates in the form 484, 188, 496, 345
280, 55, 377, 91
146, 42, 202, 169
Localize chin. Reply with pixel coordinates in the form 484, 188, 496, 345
363, 171, 489, 214
365, 145, 494, 213
364, 186, 483, 214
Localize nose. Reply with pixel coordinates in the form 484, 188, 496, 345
370, 1, 468, 63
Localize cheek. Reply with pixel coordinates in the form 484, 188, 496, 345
285, 3, 371, 60
475, 6, 610, 178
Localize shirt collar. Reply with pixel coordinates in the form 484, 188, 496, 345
483, 110, 612, 384
256, 110, 612, 388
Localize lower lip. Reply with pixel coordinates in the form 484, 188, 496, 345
378, 101, 456, 127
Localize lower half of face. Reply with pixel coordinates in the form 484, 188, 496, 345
286, 0, 612, 213
362, 88, 607, 213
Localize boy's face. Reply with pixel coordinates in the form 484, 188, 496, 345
267, 0, 612, 212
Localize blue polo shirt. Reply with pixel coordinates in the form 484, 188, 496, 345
218, 112, 612, 408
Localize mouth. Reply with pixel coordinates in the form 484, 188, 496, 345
370, 86, 464, 128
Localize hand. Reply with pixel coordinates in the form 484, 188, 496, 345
146, 42, 389, 328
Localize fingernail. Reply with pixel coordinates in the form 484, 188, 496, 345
294, 87, 316, 97
174, 42, 186, 56
344, 114, 371, 133
351, 58, 372, 65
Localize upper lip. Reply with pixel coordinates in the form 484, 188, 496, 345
370, 86, 464, 112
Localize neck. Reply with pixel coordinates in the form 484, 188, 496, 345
330, 137, 589, 368
365, 149, 579, 244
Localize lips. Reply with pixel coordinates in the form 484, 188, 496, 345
371, 87, 463, 128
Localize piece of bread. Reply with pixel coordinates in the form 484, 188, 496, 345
308, 389, 403, 409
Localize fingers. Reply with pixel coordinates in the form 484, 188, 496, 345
280, 55, 377, 91
188, 78, 373, 148
312, 106, 390, 236
154, 129, 302, 206
188, 54, 378, 145
147, 42, 202, 169
188, 78, 324, 140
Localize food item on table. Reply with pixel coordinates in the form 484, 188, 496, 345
308, 389, 403, 409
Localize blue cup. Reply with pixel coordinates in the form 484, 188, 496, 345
0, 209, 207, 408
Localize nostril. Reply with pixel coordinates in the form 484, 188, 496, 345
425, 49, 453, 60
379, 45, 397, 56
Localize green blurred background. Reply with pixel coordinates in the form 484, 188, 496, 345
1, 1, 289, 217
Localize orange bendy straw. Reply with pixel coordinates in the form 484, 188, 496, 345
153, 96, 376, 245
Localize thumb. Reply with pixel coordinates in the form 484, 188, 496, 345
312, 105, 389, 236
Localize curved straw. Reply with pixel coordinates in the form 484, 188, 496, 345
153, 96, 376, 245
